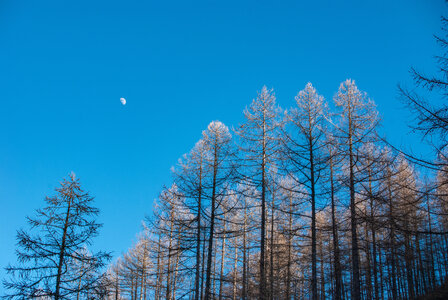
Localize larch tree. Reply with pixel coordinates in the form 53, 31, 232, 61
332, 79, 379, 300
106, 258, 124, 299
236, 86, 282, 299
399, 15, 448, 155
235, 183, 260, 300
157, 184, 193, 300
355, 142, 385, 300
283, 82, 327, 300
324, 135, 344, 300
3, 173, 110, 300
201, 121, 235, 300
173, 139, 208, 300
277, 174, 305, 300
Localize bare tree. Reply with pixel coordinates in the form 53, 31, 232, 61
3, 173, 110, 299
324, 137, 344, 300
283, 82, 327, 300
236, 86, 282, 299
332, 79, 379, 300
202, 121, 235, 300
174, 140, 208, 300
399, 17, 448, 153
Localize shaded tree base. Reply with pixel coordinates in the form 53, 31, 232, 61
417, 278, 448, 300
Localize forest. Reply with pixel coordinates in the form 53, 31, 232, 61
3, 10, 448, 300
100, 75, 448, 299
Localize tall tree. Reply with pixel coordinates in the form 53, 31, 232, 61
325, 137, 344, 300
333, 79, 379, 300
3, 173, 110, 299
202, 121, 235, 300
236, 86, 282, 299
284, 82, 327, 300
174, 139, 208, 300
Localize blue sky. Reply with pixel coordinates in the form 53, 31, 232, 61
0, 0, 445, 285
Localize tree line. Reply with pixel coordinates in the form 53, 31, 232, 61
105, 78, 448, 300
4, 13, 448, 300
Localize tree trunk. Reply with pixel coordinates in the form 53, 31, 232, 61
139, 244, 147, 300
319, 235, 325, 300
173, 237, 181, 300
233, 245, 239, 300
364, 215, 372, 300
387, 174, 397, 300
242, 198, 248, 300
219, 217, 227, 300
55, 194, 73, 300
286, 191, 293, 300
195, 161, 203, 300
269, 189, 275, 300
260, 119, 267, 300
329, 154, 343, 300
166, 210, 175, 300
155, 235, 162, 300
201, 229, 207, 300
309, 134, 318, 300
348, 105, 361, 300
204, 146, 219, 300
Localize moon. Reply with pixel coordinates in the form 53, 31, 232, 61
120, 97, 126, 105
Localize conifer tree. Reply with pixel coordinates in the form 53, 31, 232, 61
284, 82, 327, 300
3, 173, 110, 300
333, 79, 379, 300
236, 86, 282, 299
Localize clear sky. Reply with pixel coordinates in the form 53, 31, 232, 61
0, 0, 446, 286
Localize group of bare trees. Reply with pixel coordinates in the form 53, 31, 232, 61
104, 72, 448, 299
4, 11, 448, 300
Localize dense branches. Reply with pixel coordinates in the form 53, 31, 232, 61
3, 173, 110, 300
100, 18, 448, 296
103, 77, 448, 299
